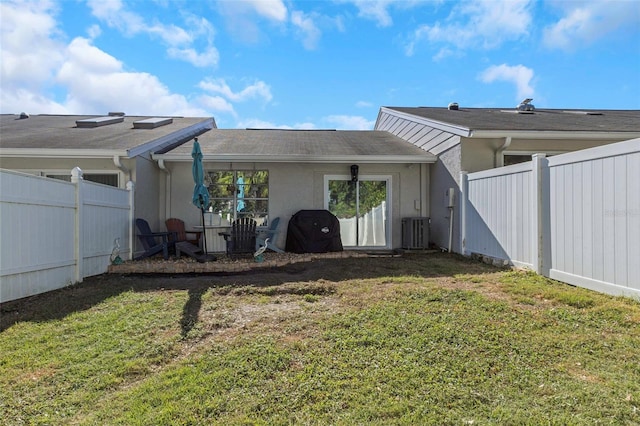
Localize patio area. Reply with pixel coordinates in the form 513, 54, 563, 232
108, 250, 370, 274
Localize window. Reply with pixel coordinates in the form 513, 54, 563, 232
503, 151, 565, 167
503, 154, 532, 166
45, 173, 119, 187
206, 170, 269, 225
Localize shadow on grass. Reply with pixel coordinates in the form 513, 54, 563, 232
0, 252, 497, 333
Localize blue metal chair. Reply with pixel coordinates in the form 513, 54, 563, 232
255, 217, 283, 253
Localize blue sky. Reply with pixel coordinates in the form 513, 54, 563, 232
1, 0, 639, 129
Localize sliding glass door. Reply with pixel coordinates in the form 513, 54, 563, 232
325, 175, 390, 248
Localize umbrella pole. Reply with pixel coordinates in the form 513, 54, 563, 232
201, 206, 208, 254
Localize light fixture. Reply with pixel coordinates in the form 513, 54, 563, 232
351, 164, 359, 182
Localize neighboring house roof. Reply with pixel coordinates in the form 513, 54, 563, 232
154, 129, 437, 163
0, 113, 216, 158
379, 106, 640, 138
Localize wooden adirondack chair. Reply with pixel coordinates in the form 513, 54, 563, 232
165, 218, 202, 246
135, 218, 176, 260
219, 218, 257, 258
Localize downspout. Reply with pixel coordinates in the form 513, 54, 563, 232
113, 155, 131, 183
494, 136, 512, 168
157, 159, 171, 220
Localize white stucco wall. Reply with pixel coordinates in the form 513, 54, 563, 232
162, 161, 429, 250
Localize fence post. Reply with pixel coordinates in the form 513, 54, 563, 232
531, 154, 548, 274
71, 167, 84, 282
127, 180, 135, 260
459, 171, 468, 256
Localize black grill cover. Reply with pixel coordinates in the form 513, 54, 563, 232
285, 210, 343, 253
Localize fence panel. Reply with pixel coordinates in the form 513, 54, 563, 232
462, 138, 640, 298
0, 171, 76, 302
0, 169, 132, 303
80, 180, 132, 278
463, 162, 534, 269
547, 140, 640, 297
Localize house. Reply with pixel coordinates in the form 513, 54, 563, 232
0, 112, 215, 236
375, 103, 640, 253
2, 105, 638, 257
151, 129, 437, 252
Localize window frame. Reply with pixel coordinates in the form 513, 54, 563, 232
205, 169, 270, 225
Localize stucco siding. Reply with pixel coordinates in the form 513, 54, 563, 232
164, 161, 427, 250
430, 145, 462, 252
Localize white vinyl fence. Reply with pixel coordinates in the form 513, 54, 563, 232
0, 168, 134, 303
338, 201, 387, 247
460, 138, 640, 299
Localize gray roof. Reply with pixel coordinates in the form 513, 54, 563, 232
0, 114, 214, 156
385, 107, 640, 133
160, 129, 436, 163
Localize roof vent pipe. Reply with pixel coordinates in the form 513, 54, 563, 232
516, 98, 535, 112
448, 102, 459, 110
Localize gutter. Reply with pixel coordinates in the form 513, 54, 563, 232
494, 137, 511, 167
157, 159, 171, 219
151, 154, 438, 164
470, 130, 640, 140
113, 155, 131, 181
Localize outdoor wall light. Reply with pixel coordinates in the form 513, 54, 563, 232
351, 164, 359, 182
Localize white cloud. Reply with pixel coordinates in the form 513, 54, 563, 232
405, 0, 532, 56
339, 0, 425, 27
0, 0, 68, 113
291, 10, 321, 50
325, 115, 375, 130
167, 47, 219, 68
55, 37, 208, 116
197, 95, 236, 116
199, 78, 273, 103
87, 24, 101, 39
86, 0, 218, 67
236, 118, 292, 129
479, 64, 535, 102
217, 0, 287, 44
248, 0, 288, 22
0, 0, 64, 88
543, 1, 640, 50
356, 101, 373, 108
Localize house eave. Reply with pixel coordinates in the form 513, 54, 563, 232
379, 107, 472, 137
127, 118, 215, 157
152, 153, 437, 164
0, 148, 128, 158
468, 130, 640, 140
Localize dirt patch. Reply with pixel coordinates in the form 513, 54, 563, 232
1, 252, 507, 333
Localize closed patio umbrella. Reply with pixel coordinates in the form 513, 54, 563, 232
192, 138, 215, 261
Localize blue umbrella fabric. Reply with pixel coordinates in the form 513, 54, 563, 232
192, 138, 209, 211
236, 176, 245, 212
191, 138, 214, 258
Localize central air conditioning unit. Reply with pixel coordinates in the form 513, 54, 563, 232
401, 217, 429, 249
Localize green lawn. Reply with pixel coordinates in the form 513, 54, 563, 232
1, 253, 638, 425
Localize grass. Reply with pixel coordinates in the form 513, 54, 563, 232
1, 253, 639, 425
